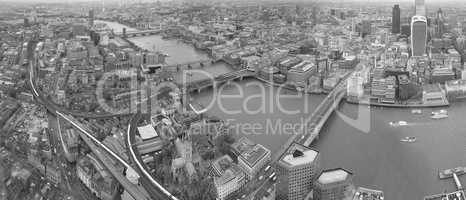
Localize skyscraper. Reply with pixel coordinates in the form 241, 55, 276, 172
435, 8, 445, 37
415, 0, 426, 16
312, 6, 318, 26
411, 15, 428, 57
392, 5, 401, 34
276, 143, 320, 200
88, 9, 94, 28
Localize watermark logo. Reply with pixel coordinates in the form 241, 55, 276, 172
95, 69, 371, 135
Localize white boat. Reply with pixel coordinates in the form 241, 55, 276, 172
390, 121, 408, 127
411, 109, 422, 114
400, 136, 416, 143
431, 113, 448, 119
431, 109, 447, 115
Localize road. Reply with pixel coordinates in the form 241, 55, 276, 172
28, 40, 177, 200
127, 113, 180, 200
47, 112, 97, 200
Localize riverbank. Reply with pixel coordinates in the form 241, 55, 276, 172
99, 20, 466, 199
254, 76, 329, 95
345, 97, 449, 108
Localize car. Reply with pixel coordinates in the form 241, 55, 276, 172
269, 172, 275, 179
264, 165, 271, 172
259, 175, 263, 180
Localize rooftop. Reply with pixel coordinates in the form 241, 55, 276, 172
232, 137, 270, 168
353, 187, 384, 200
423, 84, 443, 93
212, 155, 234, 176
279, 142, 318, 167
290, 61, 315, 73
137, 124, 158, 140
317, 168, 352, 185
213, 164, 244, 186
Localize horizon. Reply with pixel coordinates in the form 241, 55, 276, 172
1, 0, 465, 3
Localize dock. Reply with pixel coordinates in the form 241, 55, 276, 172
425, 169, 466, 200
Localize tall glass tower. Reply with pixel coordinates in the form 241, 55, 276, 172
392, 5, 401, 34
411, 15, 428, 57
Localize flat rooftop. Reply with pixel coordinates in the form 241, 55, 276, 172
279, 142, 318, 167
232, 137, 270, 168
317, 168, 351, 185
290, 61, 314, 73
137, 124, 158, 140
240, 144, 270, 168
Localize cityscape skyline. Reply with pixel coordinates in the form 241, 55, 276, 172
0, 0, 465, 200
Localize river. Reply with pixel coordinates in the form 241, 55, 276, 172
101, 21, 466, 199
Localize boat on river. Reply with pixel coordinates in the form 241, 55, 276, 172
431, 109, 447, 115
390, 121, 408, 127
400, 136, 416, 143
431, 110, 448, 119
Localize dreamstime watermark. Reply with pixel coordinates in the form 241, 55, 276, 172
95, 69, 372, 134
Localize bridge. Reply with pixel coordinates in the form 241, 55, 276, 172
165, 59, 213, 71
183, 69, 256, 93
272, 72, 351, 163
116, 29, 162, 38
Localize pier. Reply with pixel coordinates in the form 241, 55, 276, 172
424, 171, 465, 200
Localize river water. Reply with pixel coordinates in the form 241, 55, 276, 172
100, 21, 466, 199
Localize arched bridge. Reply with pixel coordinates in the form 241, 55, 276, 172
117, 29, 162, 38
183, 69, 256, 93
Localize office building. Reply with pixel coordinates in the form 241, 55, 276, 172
411, 15, 428, 57
352, 187, 384, 200
77, 154, 120, 200
401, 23, 411, 36
135, 124, 163, 155
276, 142, 320, 200
431, 66, 455, 83
231, 137, 271, 180
89, 9, 94, 28
314, 168, 354, 200
435, 9, 445, 37
445, 80, 466, 101
286, 61, 317, 87
359, 20, 372, 37
392, 5, 401, 34
347, 73, 365, 99
212, 155, 246, 200
422, 84, 448, 105
415, 0, 426, 16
